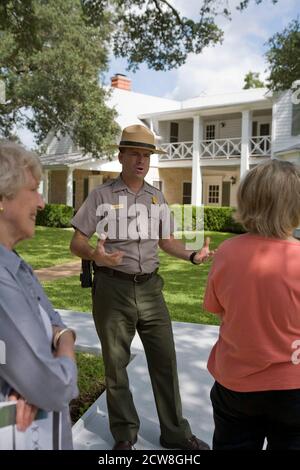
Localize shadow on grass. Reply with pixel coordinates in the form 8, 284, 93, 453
70, 352, 106, 424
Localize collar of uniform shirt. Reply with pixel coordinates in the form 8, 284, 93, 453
112, 175, 156, 196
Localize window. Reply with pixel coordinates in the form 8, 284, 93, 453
206, 124, 215, 140
292, 103, 300, 136
170, 122, 179, 143
152, 180, 163, 191
260, 123, 270, 136
208, 185, 219, 204
182, 182, 192, 204
259, 123, 270, 152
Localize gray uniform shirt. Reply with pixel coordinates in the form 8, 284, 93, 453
0, 245, 78, 449
71, 176, 174, 274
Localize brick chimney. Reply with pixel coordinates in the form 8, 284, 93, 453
111, 73, 132, 91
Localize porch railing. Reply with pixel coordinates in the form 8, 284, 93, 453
250, 136, 271, 156
200, 138, 241, 159
159, 136, 271, 160
160, 141, 193, 160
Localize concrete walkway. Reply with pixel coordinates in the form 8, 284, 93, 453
58, 309, 219, 450
34, 260, 81, 282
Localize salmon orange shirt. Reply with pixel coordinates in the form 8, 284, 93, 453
204, 233, 300, 392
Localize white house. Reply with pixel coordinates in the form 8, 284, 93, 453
40, 74, 300, 210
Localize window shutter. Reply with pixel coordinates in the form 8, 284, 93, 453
170, 122, 179, 143
292, 103, 300, 136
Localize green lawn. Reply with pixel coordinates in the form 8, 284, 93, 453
43, 276, 93, 312
17, 226, 77, 268
18, 228, 237, 419
41, 231, 235, 325
19, 229, 235, 419
70, 352, 105, 423
160, 231, 234, 324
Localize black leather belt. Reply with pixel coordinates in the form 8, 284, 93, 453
93, 265, 158, 283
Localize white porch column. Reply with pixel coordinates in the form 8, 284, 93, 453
240, 110, 252, 178
66, 167, 73, 207
192, 115, 203, 205
42, 170, 49, 203
150, 118, 159, 136
149, 119, 154, 132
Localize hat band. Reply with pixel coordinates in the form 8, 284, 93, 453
119, 140, 156, 150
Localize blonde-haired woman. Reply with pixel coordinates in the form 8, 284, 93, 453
0, 142, 78, 449
204, 159, 300, 450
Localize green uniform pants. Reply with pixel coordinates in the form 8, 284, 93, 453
92, 270, 192, 443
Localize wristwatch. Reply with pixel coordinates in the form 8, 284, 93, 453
189, 251, 198, 265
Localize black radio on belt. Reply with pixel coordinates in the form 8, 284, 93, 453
80, 259, 93, 288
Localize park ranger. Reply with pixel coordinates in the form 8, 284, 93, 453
70, 125, 212, 450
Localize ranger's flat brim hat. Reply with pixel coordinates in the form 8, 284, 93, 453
112, 124, 167, 154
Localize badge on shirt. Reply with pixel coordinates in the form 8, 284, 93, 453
152, 196, 158, 205
111, 204, 124, 209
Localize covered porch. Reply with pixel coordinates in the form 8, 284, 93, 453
160, 134, 271, 161
157, 165, 240, 207
145, 104, 273, 206
40, 153, 121, 210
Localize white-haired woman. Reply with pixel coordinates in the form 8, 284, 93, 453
204, 159, 300, 450
0, 142, 78, 449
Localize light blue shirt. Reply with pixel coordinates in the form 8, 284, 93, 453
0, 245, 78, 449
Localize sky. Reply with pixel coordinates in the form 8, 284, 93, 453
18, 0, 299, 148
104, 0, 299, 99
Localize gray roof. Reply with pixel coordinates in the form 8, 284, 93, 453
275, 144, 300, 155
40, 152, 92, 167
43, 132, 79, 155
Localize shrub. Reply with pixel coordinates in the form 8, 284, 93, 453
170, 205, 245, 233
202, 206, 244, 233
36, 203, 74, 228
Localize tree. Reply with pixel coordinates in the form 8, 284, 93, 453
266, 19, 300, 92
0, 0, 279, 155
243, 71, 265, 89
0, 0, 119, 157
82, 0, 278, 72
